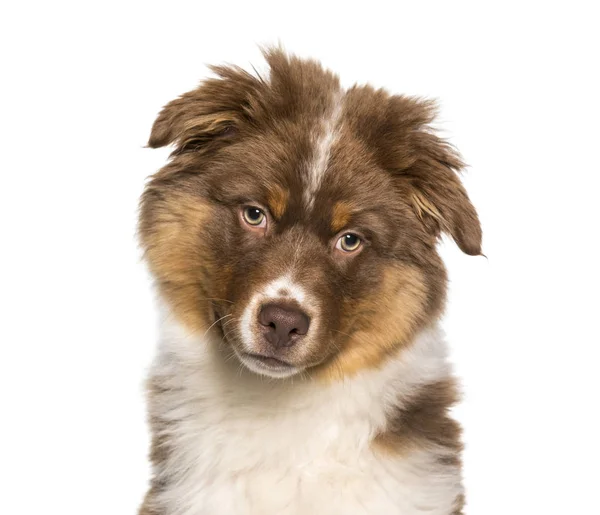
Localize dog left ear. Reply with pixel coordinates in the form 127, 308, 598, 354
406, 130, 482, 256
148, 97, 238, 154
147, 65, 262, 154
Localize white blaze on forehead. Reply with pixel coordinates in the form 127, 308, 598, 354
304, 90, 345, 209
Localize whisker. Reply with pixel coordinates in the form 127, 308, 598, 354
332, 329, 353, 339
197, 297, 234, 304
203, 314, 232, 338
221, 318, 237, 328
223, 351, 239, 364
328, 338, 342, 353
236, 362, 245, 378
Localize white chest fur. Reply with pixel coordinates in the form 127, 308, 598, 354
147, 320, 462, 515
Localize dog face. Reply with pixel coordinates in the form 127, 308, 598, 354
140, 50, 481, 379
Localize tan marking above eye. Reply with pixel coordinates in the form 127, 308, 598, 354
331, 201, 352, 233
267, 185, 289, 219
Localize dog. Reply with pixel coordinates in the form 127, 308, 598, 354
138, 48, 482, 515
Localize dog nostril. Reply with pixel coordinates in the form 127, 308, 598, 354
258, 303, 310, 348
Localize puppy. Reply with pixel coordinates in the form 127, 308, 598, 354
138, 49, 481, 515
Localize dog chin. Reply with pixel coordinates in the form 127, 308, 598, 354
233, 349, 304, 379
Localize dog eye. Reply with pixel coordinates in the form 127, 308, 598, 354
336, 233, 362, 252
242, 206, 266, 227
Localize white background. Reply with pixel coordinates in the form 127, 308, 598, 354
1, 1, 599, 514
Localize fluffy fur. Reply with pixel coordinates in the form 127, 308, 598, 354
138, 48, 481, 514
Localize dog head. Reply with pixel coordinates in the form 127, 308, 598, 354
140, 49, 481, 379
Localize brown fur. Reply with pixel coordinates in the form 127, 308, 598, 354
267, 184, 289, 219
315, 264, 429, 380
139, 184, 218, 333
373, 378, 465, 512
138, 486, 162, 515
139, 48, 480, 514
330, 200, 352, 233
373, 378, 462, 454
452, 494, 466, 515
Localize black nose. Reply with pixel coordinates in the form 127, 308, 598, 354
258, 303, 310, 348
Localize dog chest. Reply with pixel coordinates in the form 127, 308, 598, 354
152, 372, 460, 515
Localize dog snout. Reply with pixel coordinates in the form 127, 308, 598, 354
258, 303, 310, 348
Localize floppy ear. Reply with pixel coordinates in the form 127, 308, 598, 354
406, 129, 482, 256
343, 91, 481, 255
148, 65, 263, 154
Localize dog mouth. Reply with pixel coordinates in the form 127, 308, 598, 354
236, 350, 301, 378
242, 352, 293, 368
213, 307, 304, 378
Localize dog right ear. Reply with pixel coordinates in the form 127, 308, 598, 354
147, 65, 263, 154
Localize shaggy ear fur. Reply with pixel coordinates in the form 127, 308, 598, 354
147, 48, 340, 156
406, 128, 482, 256
345, 90, 482, 256
147, 64, 264, 154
